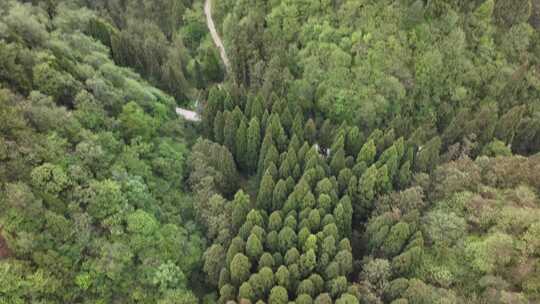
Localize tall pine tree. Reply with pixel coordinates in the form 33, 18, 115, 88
247, 117, 262, 174
236, 118, 248, 171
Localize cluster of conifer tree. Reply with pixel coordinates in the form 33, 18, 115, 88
187, 0, 540, 302
192, 85, 418, 303
219, 0, 540, 156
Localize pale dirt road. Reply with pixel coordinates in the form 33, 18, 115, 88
176, 0, 229, 118
204, 0, 230, 72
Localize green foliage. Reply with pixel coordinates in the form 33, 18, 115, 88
0, 2, 205, 302
239, 281, 255, 302
361, 156, 540, 302
247, 117, 262, 172
357, 140, 377, 166
231, 253, 252, 285
7, 0, 540, 301
232, 190, 252, 229
269, 285, 289, 304
204, 244, 226, 286
257, 173, 275, 211
119, 101, 156, 141
247, 233, 264, 261
482, 139, 512, 157
414, 137, 441, 173
494, 0, 532, 28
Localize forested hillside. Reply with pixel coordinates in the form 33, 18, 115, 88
196, 0, 540, 302
0, 1, 206, 302
219, 0, 540, 155
1, 0, 540, 303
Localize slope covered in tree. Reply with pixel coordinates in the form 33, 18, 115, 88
2, 0, 540, 303
0, 1, 205, 302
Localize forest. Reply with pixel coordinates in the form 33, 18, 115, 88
0, 0, 539, 303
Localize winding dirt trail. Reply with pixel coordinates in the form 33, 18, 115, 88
204, 0, 230, 73
176, 0, 229, 120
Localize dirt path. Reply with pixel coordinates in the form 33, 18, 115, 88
204, 0, 230, 73
177, 0, 229, 117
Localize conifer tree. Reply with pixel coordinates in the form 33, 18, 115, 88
271, 97, 285, 113
346, 126, 363, 156
330, 147, 346, 176
377, 145, 399, 182
223, 91, 235, 111
266, 162, 279, 181
293, 112, 305, 141
236, 118, 248, 170
288, 135, 301, 154
245, 94, 255, 119
357, 139, 377, 166
379, 129, 396, 154
275, 265, 290, 289
239, 282, 255, 302
247, 117, 262, 173
246, 233, 264, 261
232, 190, 251, 229
279, 227, 298, 253
304, 118, 317, 144
261, 110, 270, 133
257, 172, 275, 211
259, 252, 275, 270
281, 107, 293, 134
261, 145, 279, 178
231, 253, 251, 285
226, 237, 246, 266
337, 168, 352, 195
213, 111, 225, 144
319, 119, 334, 149
251, 94, 265, 120
257, 132, 276, 175
495, 105, 525, 145
279, 156, 292, 179
397, 160, 412, 189
203, 87, 224, 136
223, 111, 237, 154
268, 211, 283, 232
415, 136, 441, 173
357, 165, 378, 215
272, 179, 288, 210
268, 114, 288, 151
216, 143, 240, 195
203, 244, 226, 286
337, 196, 353, 236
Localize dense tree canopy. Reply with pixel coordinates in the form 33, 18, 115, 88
1, 0, 540, 303
0, 1, 206, 302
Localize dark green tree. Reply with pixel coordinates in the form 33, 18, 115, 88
239, 282, 255, 302
213, 111, 225, 144
415, 136, 441, 173
246, 233, 264, 261
494, 0, 531, 28
232, 190, 252, 229
304, 119, 317, 144
247, 117, 262, 173
236, 118, 248, 170
357, 139, 376, 166
230, 253, 251, 285
254, 169, 273, 208
269, 286, 289, 304
203, 87, 225, 135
